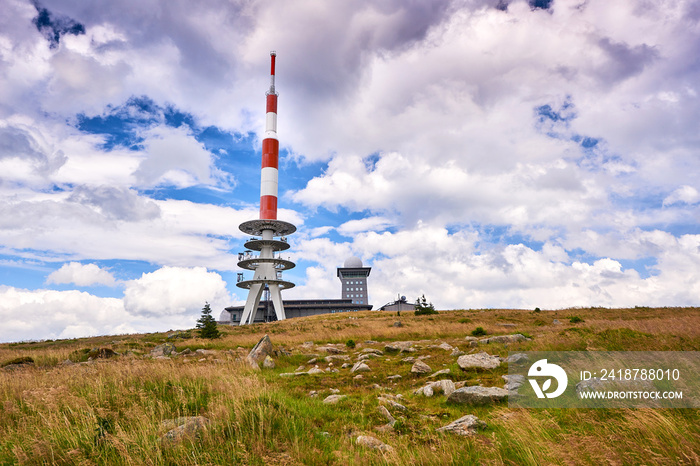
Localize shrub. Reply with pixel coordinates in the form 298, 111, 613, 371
569, 316, 584, 324
346, 339, 356, 348
534, 307, 541, 312
471, 327, 487, 337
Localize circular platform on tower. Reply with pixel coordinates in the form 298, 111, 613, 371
237, 257, 295, 271
239, 219, 296, 237
236, 278, 295, 290
244, 238, 291, 252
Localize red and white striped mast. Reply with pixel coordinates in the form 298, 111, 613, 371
237, 51, 296, 325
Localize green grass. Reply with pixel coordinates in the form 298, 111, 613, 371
1, 307, 699, 464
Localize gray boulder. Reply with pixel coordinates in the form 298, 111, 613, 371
351, 362, 371, 373
262, 355, 275, 369
502, 374, 525, 391
323, 394, 347, 404
356, 435, 394, 453
411, 360, 432, 375
160, 416, 210, 445
479, 334, 531, 344
457, 352, 502, 370
505, 353, 529, 365
447, 386, 509, 405
437, 414, 486, 436
246, 335, 273, 369
150, 344, 175, 358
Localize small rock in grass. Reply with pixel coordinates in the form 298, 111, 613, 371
351, 362, 371, 373
429, 368, 451, 378
437, 414, 486, 436
160, 416, 209, 445
323, 394, 346, 404
356, 435, 394, 453
457, 352, 502, 370
447, 386, 509, 405
410, 360, 432, 375
262, 355, 275, 369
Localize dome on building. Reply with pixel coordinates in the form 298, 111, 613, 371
344, 256, 363, 268
218, 309, 231, 322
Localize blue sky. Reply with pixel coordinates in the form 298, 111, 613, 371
1, 0, 699, 342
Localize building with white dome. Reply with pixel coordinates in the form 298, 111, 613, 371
337, 256, 371, 306
218, 257, 373, 324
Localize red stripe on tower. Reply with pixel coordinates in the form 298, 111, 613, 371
260, 51, 279, 220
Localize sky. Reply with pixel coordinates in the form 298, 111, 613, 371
0, 0, 699, 343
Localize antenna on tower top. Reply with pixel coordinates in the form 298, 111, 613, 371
268, 51, 277, 95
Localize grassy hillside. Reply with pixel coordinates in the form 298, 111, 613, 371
1, 307, 699, 465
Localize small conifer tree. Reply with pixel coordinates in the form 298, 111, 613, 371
196, 302, 221, 339
414, 294, 438, 316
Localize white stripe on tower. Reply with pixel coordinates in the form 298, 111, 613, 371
260, 51, 278, 220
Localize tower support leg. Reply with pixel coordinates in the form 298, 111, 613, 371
240, 282, 264, 325
269, 284, 286, 320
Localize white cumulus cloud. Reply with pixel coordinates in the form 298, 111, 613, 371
46, 262, 117, 287
123, 266, 231, 318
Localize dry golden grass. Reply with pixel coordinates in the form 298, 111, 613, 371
1, 306, 699, 465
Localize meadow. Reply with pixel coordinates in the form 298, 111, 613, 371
1, 306, 699, 465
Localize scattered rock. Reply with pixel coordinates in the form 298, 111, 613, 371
160, 416, 210, 445
437, 414, 486, 436
341, 363, 352, 369
325, 354, 351, 362
378, 405, 396, 426
436, 342, 454, 351
301, 341, 314, 348
150, 344, 175, 358
317, 345, 346, 354
351, 361, 371, 373
361, 348, 384, 356
392, 321, 403, 328
415, 384, 434, 397
262, 355, 275, 369
384, 341, 415, 353
429, 368, 451, 378
387, 374, 402, 380
179, 348, 192, 356
323, 394, 347, 404
450, 349, 465, 357
552, 319, 561, 325
378, 396, 407, 411
410, 360, 432, 375
354, 374, 364, 380
502, 374, 525, 391
195, 349, 216, 356
415, 379, 455, 397
497, 323, 517, 328
505, 353, 529, 365
88, 348, 118, 359
295, 365, 306, 372
464, 336, 479, 342
308, 390, 318, 397
61, 359, 75, 366
364, 340, 379, 344
246, 335, 273, 369
401, 357, 416, 363
479, 334, 531, 344
307, 358, 318, 364
447, 386, 509, 405
457, 352, 502, 371
307, 367, 324, 375
356, 435, 394, 453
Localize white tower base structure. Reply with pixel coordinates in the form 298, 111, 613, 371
237, 220, 295, 324
236, 51, 295, 325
